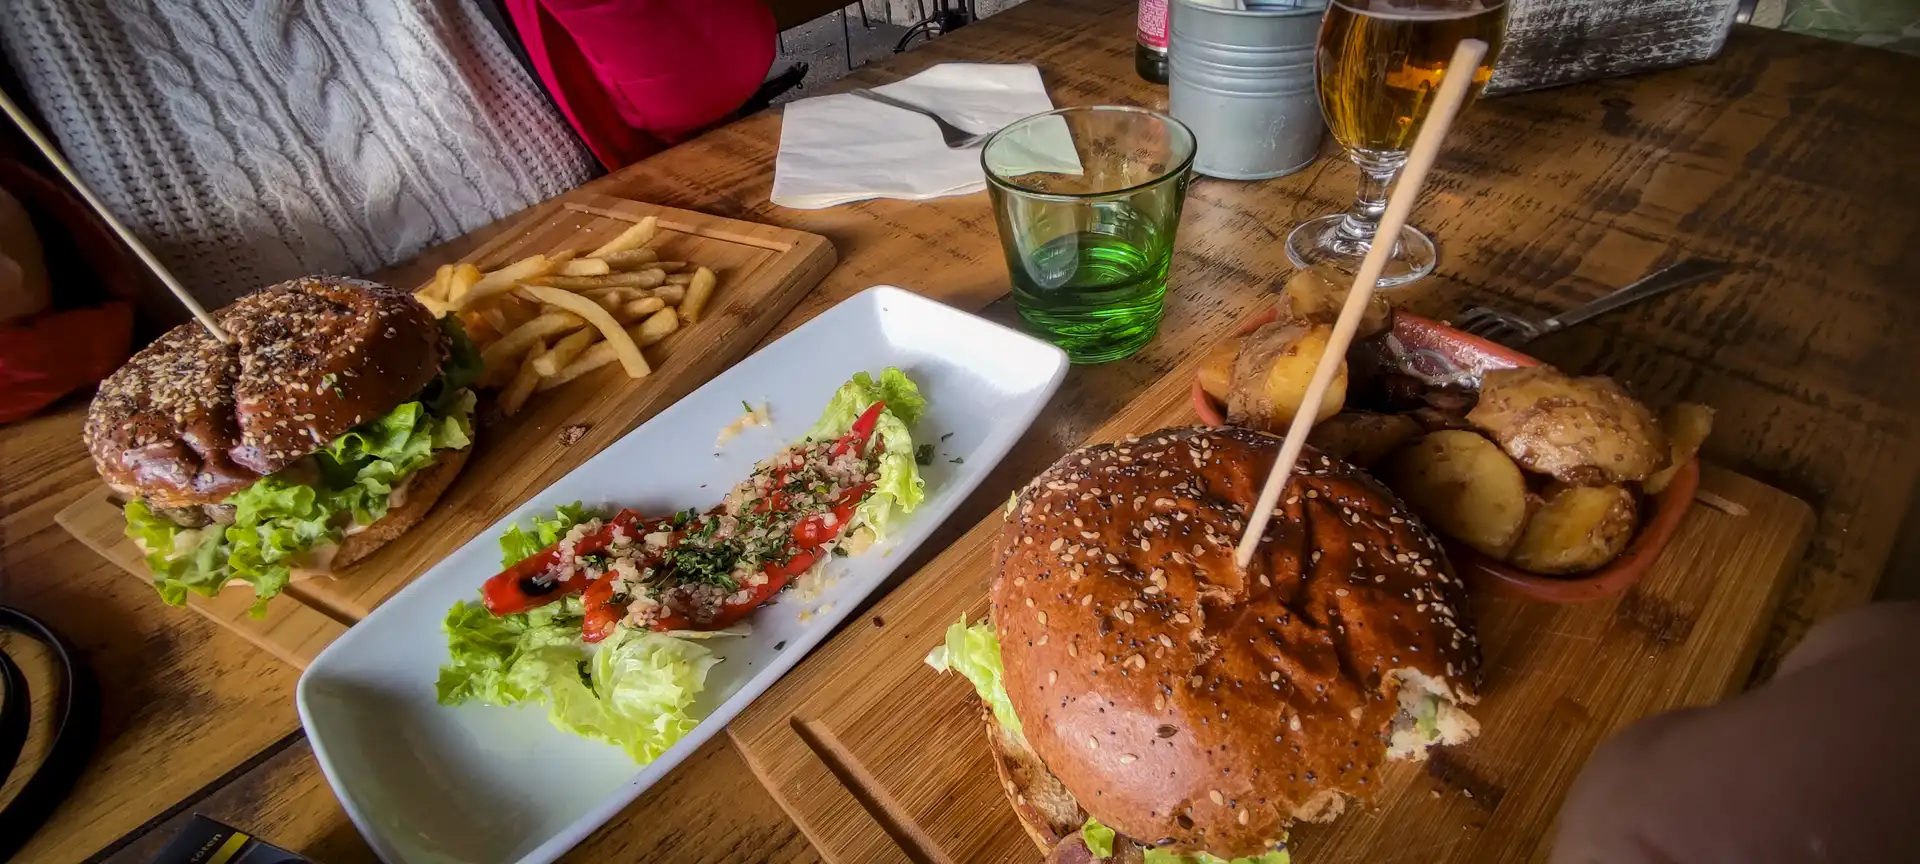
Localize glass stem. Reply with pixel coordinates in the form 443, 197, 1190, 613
1334, 150, 1408, 246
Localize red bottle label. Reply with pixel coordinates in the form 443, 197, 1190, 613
1137, 0, 1169, 50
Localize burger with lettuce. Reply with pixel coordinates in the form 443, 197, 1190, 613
929, 425, 1483, 863
85, 276, 480, 613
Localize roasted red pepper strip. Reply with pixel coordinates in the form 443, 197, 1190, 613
651, 555, 808, 633
480, 509, 642, 615
580, 575, 623, 643
831, 401, 888, 459
791, 482, 873, 548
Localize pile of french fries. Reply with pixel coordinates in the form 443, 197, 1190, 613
412, 216, 719, 416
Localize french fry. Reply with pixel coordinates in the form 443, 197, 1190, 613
663, 273, 693, 286
599, 248, 659, 269
529, 270, 665, 290
521, 284, 651, 378
452, 253, 566, 309
556, 258, 612, 277
479, 306, 511, 337
533, 327, 597, 376
458, 310, 498, 346
498, 295, 537, 331
588, 216, 658, 257
619, 296, 666, 322
538, 344, 619, 391
538, 309, 677, 392
650, 283, 687, 304
448, 263, 483, 301
651, 261, 688, 273
426, 265, 453, 300
415, 293, 450, 318
636, 307, 679, 346
480, 311, 586, 374
501, 344, 545, 417
679, 267, 716, 325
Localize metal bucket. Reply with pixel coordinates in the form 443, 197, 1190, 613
1169, 0, 1327, 180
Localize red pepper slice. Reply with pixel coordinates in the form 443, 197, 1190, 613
791, 482, 873, 548
651, 554, 809, 633
480, 509, 642, 616
832, 401, 888, 460
580, 575, 623, 643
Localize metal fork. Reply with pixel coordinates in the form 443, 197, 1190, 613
847, 88, 993, 148
1451, 259, 1729, 346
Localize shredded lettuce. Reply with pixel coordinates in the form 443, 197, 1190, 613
1083, 817, 1117, 859
436, 595, 719, 763
1082, 819, 1287, 864
925, 616, 1022, 740
127, 319, 480, 615
1142, 846, 1290, 864
807, 368, 927, 538
498, 502, 598, 568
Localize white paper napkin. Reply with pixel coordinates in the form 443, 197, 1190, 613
771, 63, 1083, 209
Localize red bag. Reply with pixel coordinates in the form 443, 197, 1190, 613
0, 159, 141, 424
0, 302, 133, 423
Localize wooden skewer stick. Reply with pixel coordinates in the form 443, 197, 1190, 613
1234, 38, 1490, 571
0, 87, 230, 343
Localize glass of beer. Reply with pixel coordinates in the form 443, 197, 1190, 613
983, 106, 1196, 364
1286, 0, 1506, 288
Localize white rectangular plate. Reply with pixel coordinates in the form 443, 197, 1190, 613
298, 286, 1067, 863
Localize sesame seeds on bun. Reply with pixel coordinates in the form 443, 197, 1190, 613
84, 276, 445, 508
990, 425, 1481, 859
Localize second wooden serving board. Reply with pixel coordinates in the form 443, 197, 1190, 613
56, 193, 835, 667
727, 357, 1815, 864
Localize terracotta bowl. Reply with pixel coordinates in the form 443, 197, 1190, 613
1191, 309, 1700, 603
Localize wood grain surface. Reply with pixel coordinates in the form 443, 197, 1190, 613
53, 194, 835, 665
2, 1, 1916, 860
727, 350, 1815, 863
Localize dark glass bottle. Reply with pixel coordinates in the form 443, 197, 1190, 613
1135, 0, 1169, 84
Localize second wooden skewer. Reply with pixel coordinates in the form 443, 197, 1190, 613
1234, 38, 1492, 570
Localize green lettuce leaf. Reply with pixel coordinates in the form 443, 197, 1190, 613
925, 616, 1021, 740
547, 626, 719, 763
1141, 844, 1290, 864
128, 319, 481, 615
807, 368, 927, 538
437, 597, 718, 764
1083, 817, 1117, 859
498, 502, 598, 567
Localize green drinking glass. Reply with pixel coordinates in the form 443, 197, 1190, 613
982, 106, 1197, 364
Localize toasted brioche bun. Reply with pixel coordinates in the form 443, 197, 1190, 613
86, 276, 445, 509
991, 425, 1482, 859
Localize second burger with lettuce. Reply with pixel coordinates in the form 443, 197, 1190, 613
85, 276, 481, 613
930, 425, 1483, 863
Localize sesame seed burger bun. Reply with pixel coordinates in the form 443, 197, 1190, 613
991, 425, 1482, 859
84, 276, 447, 509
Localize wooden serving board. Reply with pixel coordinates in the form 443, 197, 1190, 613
56, 194, 835, 668
728, 360, 1816, 864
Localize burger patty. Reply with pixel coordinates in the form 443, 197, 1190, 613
144, 502, 237, 529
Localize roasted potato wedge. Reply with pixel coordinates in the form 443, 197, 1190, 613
1644, 403, 1715, 494
1226, 321, 1346, 432
1508, 483, 1639, 574
1389, 430, 1532, 559
1466, 365, 1667, 484
1198, 339, 1238, 404
1308, 411, 1423, 468
1276, 264, 1392, 337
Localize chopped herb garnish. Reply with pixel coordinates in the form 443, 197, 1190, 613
317, 372, 338, 394
915, 443, 935, 466
742, 400, 754, 413
949, 456, 965, 464
940, 432, 953, 441
831, 545, 849, 557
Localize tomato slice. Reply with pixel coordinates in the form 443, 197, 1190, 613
480, 510, 643, 615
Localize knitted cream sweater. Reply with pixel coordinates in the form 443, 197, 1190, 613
1, 0, 599, 304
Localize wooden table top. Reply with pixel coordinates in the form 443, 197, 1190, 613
5, 1, 1917, 860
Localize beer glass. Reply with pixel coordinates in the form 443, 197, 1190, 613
1286, 0, 1506, 288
